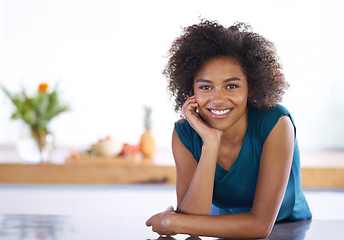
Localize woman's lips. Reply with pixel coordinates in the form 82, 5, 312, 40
208, 108, 232, 118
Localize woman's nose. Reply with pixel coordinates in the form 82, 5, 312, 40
211, 89, 226, 103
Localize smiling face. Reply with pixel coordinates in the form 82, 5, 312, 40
193, 57, 249, 131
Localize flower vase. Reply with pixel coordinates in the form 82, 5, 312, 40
16, 127, 55, 163
31, 130, 55, 163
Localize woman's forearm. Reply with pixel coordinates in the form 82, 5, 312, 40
172, 211, 273, 239
177, 142, 219, 215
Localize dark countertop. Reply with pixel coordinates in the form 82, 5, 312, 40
0, 214, 343, 240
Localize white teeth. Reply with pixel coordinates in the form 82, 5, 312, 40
211, 109, 230, 115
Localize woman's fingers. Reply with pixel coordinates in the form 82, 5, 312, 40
182, 96, 206, 132
181, 96, 223, 143
165, 206, 175, 212
146, 215, 153, 226
182, 96, 199, 120
182, 95, 196, 109
146, 210, 176, 236
146, 206, 174, 229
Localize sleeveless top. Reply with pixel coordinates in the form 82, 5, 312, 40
174, 104, 312, 222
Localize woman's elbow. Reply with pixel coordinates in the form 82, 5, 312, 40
257, 226, 273, 239
254, 220, 274, 238
221, 221, 273, 239
245, 211, 275, 238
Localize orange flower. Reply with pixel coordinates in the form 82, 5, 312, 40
38, 83, 49, 93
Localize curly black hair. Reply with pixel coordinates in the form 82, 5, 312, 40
164, 19, 289, 112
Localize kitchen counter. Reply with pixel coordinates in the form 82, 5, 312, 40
0, 146, 343, 187
0, 157, 176, 185
1, 161, 344, 187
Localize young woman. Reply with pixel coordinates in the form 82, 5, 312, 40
146, 19, 312, 239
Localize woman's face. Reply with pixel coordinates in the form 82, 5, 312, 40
193, 57, 249, 131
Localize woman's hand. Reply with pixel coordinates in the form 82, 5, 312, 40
146, 206, 177, 236
182, 96, 223, 145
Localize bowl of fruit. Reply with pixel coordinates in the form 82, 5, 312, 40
91, 136, 123, 157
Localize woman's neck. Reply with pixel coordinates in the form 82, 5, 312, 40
221, 107, 248, 147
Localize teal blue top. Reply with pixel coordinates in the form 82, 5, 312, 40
175, 104, 312, 222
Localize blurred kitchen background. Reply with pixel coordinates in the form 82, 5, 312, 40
0, 1, 344, 239
0, 0, 343, 154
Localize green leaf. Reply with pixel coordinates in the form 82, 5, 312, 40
1, 82, 70, 131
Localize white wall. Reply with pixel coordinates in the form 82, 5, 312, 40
0, 0, 343, 150
0, 185, 343, 220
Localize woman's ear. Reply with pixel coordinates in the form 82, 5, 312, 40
189, 88, 194, 98
247, 86, 253, 97
247, 88, 257, 106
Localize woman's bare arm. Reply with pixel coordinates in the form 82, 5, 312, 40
172, 128, 219, 215
147, 116, 295, 238
173, 95, 223, 215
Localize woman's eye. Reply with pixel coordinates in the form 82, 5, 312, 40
199, 85, 212, 90
226, 84, 238, 89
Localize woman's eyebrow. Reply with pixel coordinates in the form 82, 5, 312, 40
224, 77, 241, 82
196, 79, 212, 83
196, 77, 241, 83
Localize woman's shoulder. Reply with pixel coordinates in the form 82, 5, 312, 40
249, 104, 295, 142
174, 118, 203, 161
174, 118, 198, 140
174, 118, 190, 132
249, 104, 293, 126
250, 104, 291, 119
